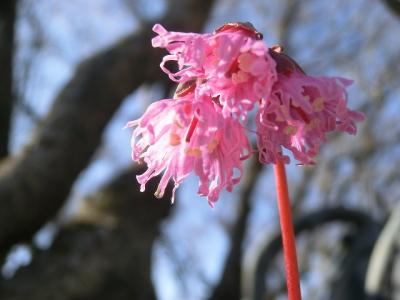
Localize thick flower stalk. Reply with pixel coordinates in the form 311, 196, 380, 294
127, 22, 365, 300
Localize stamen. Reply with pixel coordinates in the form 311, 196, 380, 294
207, 139, 219, 152
312, 97, 324, 112
185, 117, 199, 142
284, 125, 297, 135
291, 105, 310, 124
169, 133, 181, 146
185, 148, 201, 157
238, 53, 253, 72
226, 60, 240, 77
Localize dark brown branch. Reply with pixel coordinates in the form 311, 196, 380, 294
208, 157, 263, 300
0, 166, 173, 300
382, 0, 400, 17
277, 0, 300, 55
0, 0, 17, 158
0, 0, 214, 251
252, 208, 378, 300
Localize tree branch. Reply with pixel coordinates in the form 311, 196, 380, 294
0, 0, 17, 158
0, 166, 172, 300
252, 208, 378, 300
0, 0, 214, 251
382, 0, 400, 17
208, 157, 263, 300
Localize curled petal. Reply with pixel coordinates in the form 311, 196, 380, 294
151, 23, 277, 120
129, 94, 251, 205
256, 68, 365, 165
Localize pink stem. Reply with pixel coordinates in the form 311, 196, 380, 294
273, 160, 302, 300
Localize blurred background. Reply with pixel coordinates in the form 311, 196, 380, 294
0, 0, 400, 299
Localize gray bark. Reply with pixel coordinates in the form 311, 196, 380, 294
0, 0, 214, 253
0, 167, 173, 300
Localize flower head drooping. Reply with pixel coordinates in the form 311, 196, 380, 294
130, 23, 366, 300
127, 90, 251, 206
128, 23, 365, 205
256, 46, 365, 165
151, 23, 277, 120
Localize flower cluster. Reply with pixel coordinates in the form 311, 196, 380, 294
128, 23, 365, 205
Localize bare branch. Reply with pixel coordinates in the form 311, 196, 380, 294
382, 0, 400, 17
0, 0, 215, 252
0, 0, 17, 158
252, 208, 378, 300
0, 166, 173, 300
277, 0, 300, 54
208, 157, 263, 300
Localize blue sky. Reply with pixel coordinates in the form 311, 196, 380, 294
6, 0, 400, 299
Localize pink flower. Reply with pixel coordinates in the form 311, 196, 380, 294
127, 23, 366, 205
152, 23, 277, 120
256, 48, 365, 165
127, 93, 251, 206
